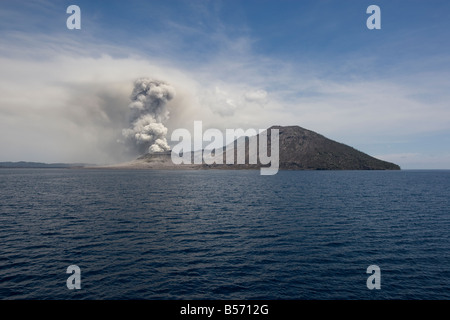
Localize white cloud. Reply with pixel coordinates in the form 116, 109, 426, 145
244, 89, 268, 102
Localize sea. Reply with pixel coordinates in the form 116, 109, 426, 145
0, 168, 449, 300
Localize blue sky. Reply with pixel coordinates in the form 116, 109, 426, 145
0, 0, 449, 168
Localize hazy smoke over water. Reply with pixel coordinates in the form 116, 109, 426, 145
122, 78, 175, 154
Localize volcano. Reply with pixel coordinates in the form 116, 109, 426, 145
132, 125, 400, 170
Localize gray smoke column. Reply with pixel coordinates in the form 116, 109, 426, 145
122, 78, 175, 154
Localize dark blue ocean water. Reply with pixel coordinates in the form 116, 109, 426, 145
0, 169, 449, 300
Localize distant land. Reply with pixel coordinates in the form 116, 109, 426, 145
99, 125, 401, 170
0, 161, 86, 168
2, 126, 400, 170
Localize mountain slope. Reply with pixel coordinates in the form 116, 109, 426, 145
273, 125, 399, 170
135, 125, 400, 170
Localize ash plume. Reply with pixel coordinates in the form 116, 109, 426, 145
122, 78, 175, 154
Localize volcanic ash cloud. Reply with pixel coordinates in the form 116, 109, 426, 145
122, 78, 175, 154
